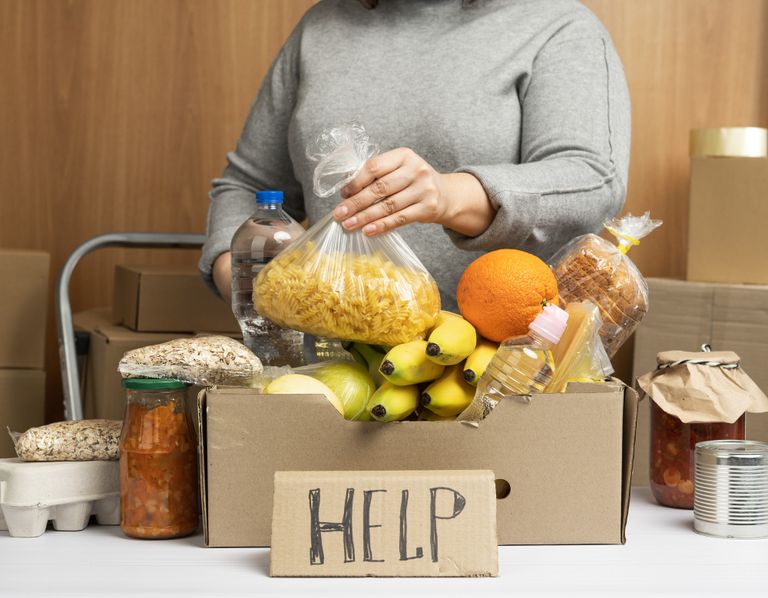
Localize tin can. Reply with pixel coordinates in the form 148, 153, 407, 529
694, 440, 768, 539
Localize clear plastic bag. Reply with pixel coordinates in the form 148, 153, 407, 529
545, 301, 614, 392
118, 335, 263, 386
549, 212, 662, 358
253, 124, 441, 346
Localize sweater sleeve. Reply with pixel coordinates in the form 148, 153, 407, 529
198, 27, 304, 294
447, 31, 631, 260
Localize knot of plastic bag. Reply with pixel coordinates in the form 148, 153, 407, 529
308, 123, 379, 198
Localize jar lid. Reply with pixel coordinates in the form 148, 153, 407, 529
121, 378, 191, 390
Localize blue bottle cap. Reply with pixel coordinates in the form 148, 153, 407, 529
256, 190, 284, 204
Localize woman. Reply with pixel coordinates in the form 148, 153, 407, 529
201, 0, 630, 311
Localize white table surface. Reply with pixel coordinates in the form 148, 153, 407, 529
1, 487, 766, 598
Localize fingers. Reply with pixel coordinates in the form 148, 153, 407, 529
361, 203, 427, 237
343, 148, 410, 198
334, 148, 413, 219
340, 187, 420, 231
334, 171, 410, 222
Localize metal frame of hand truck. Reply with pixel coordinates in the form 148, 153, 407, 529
56, 232, 206, 420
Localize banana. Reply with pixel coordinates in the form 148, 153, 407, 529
354, 408, 374, 422
462, 339, 499, 386
425, 316, 477, 365
379, 340, 445, 385
420, 364, 475, 417
428, 310, 464, 334
353, 342, 388, 387
346, 345, 368, 369
417, 408, 455, 421
367, 382, 420, 422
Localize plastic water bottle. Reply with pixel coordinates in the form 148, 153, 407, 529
459, 305, 569, 420
230, 190, 306, 366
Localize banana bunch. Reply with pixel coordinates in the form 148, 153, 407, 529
348, 311, 499, 422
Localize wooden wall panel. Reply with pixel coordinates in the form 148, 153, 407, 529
0, 0, 765, 419
0, 0, 316, 420
583, 0, 768, 278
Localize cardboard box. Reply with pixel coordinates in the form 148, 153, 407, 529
0, 369, 46, 457
270, 470, 498, 577
687, 157, 768, 284
74, 308, 193, 421
113, 264, 239, 333
631, 277, 768, 485
198, 381, 638, 547
0, 249, 50, 369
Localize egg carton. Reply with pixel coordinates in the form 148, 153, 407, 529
0, 458, 120, 538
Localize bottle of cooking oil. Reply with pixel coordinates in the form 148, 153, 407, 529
458, 305, 569, 421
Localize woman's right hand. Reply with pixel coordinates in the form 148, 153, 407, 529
213, 252, 232, 303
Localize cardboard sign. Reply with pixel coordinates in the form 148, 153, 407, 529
270, 470, 498, 577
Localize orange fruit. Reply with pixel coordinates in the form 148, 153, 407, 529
456, 249, 558, 342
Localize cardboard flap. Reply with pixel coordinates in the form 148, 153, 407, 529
197, 389, 210, 546
621, 384, 639, 543
270, 470, 498, 577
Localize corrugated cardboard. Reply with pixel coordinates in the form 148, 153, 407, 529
0, 369, 46, 457
74, 308, 192, 421
270, 470, 498, 577
687, 157, 768, 284
0, 249, 49, 369
198, 381, 638, 547
113, 264, 239, 333
631, 278, 768, 485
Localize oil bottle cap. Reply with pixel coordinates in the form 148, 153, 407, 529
256, 190, 284, 204
528, 304, 569, 345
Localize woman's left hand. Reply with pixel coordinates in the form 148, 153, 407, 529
333, 147, 450, 236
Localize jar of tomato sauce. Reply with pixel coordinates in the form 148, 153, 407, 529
649, 399, 745, 509
120, 378, 198, 539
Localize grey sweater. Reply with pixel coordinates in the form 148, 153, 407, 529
200, 0, 630, 311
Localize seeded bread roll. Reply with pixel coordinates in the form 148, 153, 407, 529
14, 420, 121, 461
118, 335, 262, 386
551, 235, 647, 358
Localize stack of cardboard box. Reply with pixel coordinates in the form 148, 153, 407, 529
632, 155, 768, 484
75, 264, 239, 421
0, 249, 49, 457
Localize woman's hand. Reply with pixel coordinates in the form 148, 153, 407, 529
333, 147, 495, 237
213, 252, 232, 303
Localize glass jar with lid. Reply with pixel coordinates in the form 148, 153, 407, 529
119, 378, 198, 539
638, 348, 768, 510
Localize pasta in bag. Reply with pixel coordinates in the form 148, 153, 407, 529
253, 124, 440, 346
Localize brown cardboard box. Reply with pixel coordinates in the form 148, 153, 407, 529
113, 264, 239, 333
631, 278, 768, 485
0, 369, 46, 457
198, 381, 638, 547
74, 308, 192, 421
0, 249, 50, 368
687, 157, 768, 284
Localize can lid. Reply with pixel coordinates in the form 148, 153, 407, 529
256, 190, 284, 203
122, 378, 191, 390
695, 439, 768, 467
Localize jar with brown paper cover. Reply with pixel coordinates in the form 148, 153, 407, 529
637, 348, 768, 510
